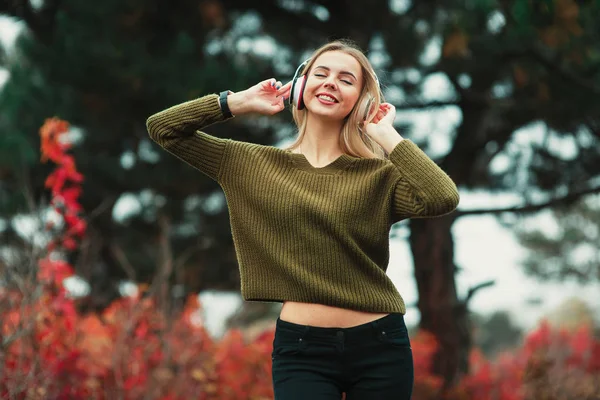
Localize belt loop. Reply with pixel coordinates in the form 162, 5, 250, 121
301, 324, 310, 338
370, 318, 382, 335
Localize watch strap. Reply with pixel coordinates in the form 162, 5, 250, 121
219, 90, 234, 118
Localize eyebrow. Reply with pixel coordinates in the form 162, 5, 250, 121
314, 65, 358, 81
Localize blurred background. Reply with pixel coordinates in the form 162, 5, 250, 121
1, 0, 599, 398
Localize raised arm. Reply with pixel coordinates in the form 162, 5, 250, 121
146, 94, 231, 181
364, 103, 460, 223
387, 139, 459, 222
146, 80, 292, 182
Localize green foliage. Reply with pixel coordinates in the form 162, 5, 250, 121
511, 0, 534, 32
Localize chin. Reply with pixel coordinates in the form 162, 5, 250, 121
310, 110, 344, 121
307, 100, 349, 121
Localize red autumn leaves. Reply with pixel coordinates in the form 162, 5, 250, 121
40, 117, 86, 253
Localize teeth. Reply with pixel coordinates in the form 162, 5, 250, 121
318, 95, 336, 102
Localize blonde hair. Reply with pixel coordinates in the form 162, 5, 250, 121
285, 39, 387, 160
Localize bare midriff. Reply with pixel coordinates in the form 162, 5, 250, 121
280, 301, 389, 328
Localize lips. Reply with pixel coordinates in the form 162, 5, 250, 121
316, 92, 339, 102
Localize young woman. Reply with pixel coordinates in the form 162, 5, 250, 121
147, 39, 459, 399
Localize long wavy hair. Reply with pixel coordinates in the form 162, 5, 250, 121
284, 39, 387, 160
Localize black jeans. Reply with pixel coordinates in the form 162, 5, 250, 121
271, 313, 414, 399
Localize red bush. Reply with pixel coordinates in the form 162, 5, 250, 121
3, 286, 598, 400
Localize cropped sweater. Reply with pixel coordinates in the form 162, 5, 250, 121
146, 94, 460, 314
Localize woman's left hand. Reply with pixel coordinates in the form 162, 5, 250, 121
364, 103, 396, 138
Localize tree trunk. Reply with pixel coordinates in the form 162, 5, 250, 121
409, 214, 470, 388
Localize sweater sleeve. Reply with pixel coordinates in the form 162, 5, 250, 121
146, 94, 232, 182
388, 139, 460, 223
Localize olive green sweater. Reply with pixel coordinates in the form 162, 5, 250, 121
146, 94, 459, 314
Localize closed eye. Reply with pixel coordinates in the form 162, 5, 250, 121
314, 73, 353, 85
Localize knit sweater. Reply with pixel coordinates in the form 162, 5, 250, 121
146, 94, 459, 314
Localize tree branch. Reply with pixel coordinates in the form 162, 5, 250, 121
502, 46, 600, 96
109, 243, 136, 282
463, 280, 495, 305
528, 45, 600, 96
455, 184, 600, 218
408, 279, 496, 311
396, 100, 460, 110
147, 214, 173, 312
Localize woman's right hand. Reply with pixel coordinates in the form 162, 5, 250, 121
227, 78, 292, 116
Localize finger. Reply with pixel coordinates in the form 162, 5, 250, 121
270, 80, 283, 91
272, 97, 286, 113
382, 106, 394, 119
277, 81, 292, 93
278, 86, 291, 99
272, 95, 286, 107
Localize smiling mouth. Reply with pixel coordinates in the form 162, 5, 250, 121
316, 94, 338, 104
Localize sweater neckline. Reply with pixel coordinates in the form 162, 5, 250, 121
285, 150, 356, 175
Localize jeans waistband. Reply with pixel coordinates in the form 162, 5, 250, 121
275, 312, 406, 342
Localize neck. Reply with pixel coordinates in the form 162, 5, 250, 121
300, 114, 345, 161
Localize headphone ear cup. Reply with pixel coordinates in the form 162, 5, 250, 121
297, 75, 308, 110
361, 96, 375, 122
291, 75, 307, 110
290, 58, 310, 110
289, 75, 298, 107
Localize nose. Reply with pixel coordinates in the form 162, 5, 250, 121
323, 77, 337, 90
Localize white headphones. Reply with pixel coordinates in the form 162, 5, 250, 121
288, 58, 381, 121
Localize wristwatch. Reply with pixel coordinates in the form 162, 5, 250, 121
219, 90, 234, 118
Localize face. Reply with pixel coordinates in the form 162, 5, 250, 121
303, 50, 363, 121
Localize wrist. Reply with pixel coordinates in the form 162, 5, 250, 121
376, 125, 404, 153
227, 90, 250, 116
